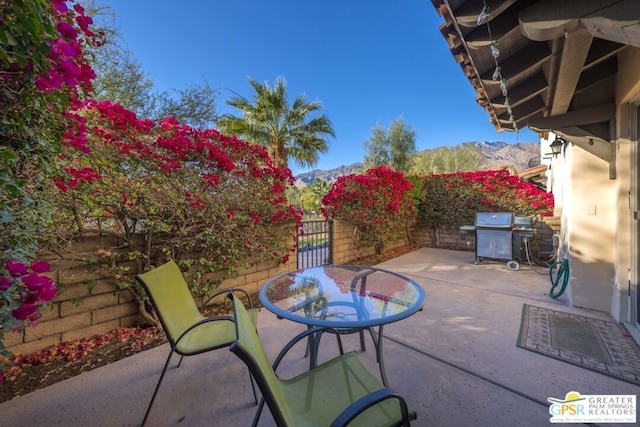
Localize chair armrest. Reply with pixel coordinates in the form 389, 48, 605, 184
350, 269, 376, 293
329, 388, 413, 427
172, 315, 233, 350
272, 326, 345, 371
204, 287, 254, 309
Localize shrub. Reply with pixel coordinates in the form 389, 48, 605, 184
322, 166, 416, 255
46, 101, 302, 299
416, 169, 554, 230
1, 0, 99, 379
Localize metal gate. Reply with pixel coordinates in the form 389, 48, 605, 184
297, 220, 333, 268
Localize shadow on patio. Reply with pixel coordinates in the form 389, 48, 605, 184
1, 247, 637, 426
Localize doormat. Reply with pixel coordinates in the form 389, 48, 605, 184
517, 304, 640, 386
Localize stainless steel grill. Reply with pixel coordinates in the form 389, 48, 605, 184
513, 216, 535, 260
475, 212, 514, 266
459, 212, 535, 271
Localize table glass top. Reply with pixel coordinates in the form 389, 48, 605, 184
259, 265, 425, 328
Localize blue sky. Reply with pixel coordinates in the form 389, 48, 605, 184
101, 0, 539, 176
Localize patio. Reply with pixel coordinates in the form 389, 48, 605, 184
1, 247, 637, 426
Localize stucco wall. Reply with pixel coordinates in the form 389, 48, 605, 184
612, 47, 640, 322
558, 46, 640, 320
566, 145, 616, 312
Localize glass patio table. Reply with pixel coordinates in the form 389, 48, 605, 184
259, 264, 425, 386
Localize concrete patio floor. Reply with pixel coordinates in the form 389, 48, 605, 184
1, 247, 638, 426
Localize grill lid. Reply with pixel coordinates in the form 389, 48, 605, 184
514, 216, 534, 230
475, 212, 514, 227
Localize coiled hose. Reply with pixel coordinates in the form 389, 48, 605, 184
548, 259, 569, 298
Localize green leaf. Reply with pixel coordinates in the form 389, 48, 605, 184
0, 147, 18, 164
84, 280, 97, 292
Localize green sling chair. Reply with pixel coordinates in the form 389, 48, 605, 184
228, 293, 415, 427
137, 260, 258, 426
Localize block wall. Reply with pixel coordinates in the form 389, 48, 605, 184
5, 235, 295, 355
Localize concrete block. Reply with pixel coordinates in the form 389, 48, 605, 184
2, 329, 24, 347
90, 279, 119, 295
54, 282, 90, 301
92, 302, 138, 324
246, 269, 269, 284
25, 312, 91, 340
61, 320, 119, 343
8, 335, 61, 356
39, 303, 61, 321
60, 293, 119, 317
222, 275, 245, 288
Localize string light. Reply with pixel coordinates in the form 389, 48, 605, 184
477, 1, 518, 132
476, 5, 489, 25
490, 43, 500, 58
492, 66, 501, 81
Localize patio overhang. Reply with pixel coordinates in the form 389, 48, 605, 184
430, 0, 640, 176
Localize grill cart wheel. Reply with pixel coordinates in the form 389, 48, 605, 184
506, 260, 520, 271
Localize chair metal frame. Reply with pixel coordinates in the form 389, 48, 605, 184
137, 260, 257, 426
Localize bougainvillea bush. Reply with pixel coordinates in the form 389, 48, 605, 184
1, 0, 301, 384
322, 166, 417, 255
1, 0, 99, 380
47, 100, 302, 304
415, 169, 554, 231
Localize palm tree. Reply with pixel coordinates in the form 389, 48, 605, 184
300, 178, 331, 214
218, 77, 335, 170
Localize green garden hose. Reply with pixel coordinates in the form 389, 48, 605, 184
548, 259, 569, 299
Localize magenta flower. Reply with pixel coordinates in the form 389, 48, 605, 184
23, 272, 57, 302
5, 260, 28, 277
30, 261, 51, 273
0, 276, 12, 291
22, 273, 48, 291
12, 303, 38, 321
52, 0, 68, 13
36, 284, 57, 302
56, 22, 78, 39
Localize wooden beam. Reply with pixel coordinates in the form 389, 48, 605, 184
490, 73, 548, 107
575, 58, 617, 93
584, 39, 626, 70
455, 0, 518, 28
466, 7, 520, 49
563, 131, 615, 163
497, 97, 546, 122
528, 103, 615, 129
519, 0, 640, 47
551, 32, 593, 115
480, 42, 551, 83
581, 1, 640, 48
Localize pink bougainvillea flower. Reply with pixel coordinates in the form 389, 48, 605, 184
52, 0, 67, 13
22, 273, 53, 293
30, 261, 50, 273
5, 260, 28, 277
54, 177, 70, 192
35, 282, 57, 302
0, 276, 13, 291
56, 22, 78, 39
12, 303, 38, 321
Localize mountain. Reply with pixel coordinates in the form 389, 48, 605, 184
471, 141, 540, 170
294, 163, 364, 187
294, 141, 540, 186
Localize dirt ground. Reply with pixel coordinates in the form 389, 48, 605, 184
0, 244, 420, 403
